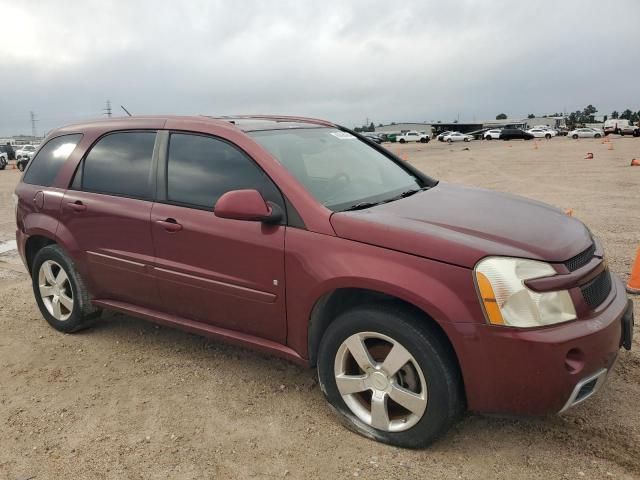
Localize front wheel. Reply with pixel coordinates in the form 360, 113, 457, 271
594, 133, 601, 138
17, 162, 25, 171
464, 138, 470, 142
420, 138, 428, 143
399, 139, 406, 144
572, 134, 579, 139
447, 139, 453, 143
485, 136, 492, 140
545, 134, 551, 139
317, 305, 463, 448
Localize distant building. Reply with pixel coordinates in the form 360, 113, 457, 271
375, 123, 433, 136
0, 134, 44, 147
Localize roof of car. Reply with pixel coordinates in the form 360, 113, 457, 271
53, 115, 336, 135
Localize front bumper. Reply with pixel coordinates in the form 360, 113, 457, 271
458, 274, 632, 416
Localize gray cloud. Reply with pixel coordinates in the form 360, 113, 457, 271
1, 0, 639, 136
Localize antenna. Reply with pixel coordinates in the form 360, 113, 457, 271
121, 105, 132, 117
30, 111, 38, 137
104, 100, 112, 117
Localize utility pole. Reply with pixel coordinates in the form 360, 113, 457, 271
104, 100, 112, 118
30, 111, 38, 138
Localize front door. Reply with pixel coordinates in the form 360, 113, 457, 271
58, 130, 159, 308
150, 132, 287, 343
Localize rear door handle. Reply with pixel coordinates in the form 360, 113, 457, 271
66, 201, 87, 212
156, 218, 183, 232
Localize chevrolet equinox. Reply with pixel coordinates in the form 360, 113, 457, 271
14, 115, 634, 448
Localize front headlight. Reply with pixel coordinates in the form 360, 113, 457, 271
474, 257, 577, 328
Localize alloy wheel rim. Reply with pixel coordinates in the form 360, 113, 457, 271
38, 260, 74, 321
334, 332, 427, 432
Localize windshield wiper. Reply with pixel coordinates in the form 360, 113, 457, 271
341, 201, 384, 211
341, 187, 428, 212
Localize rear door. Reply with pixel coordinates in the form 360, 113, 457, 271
59, 130, 160, 308
150, 131, 287, 343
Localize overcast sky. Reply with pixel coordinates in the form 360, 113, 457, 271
1, 0, 639, 136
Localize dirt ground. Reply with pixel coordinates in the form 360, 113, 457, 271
0, 136, 639, 479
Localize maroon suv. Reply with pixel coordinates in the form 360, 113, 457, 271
15, 115, 633, 447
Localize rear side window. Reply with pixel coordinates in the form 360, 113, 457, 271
81, 131, 156, 200
166, 133, 281, 209
23, 134, 82, 186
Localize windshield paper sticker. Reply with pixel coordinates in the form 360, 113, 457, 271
330, 131, 356, 140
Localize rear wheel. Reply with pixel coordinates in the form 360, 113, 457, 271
486, 135, 492, 140
32, 245, 101, 333
447, 139, 453, 143
464, 138, 470, 142
545, 134, 551, 139
572, 134, 579, 139
317, 304, 463, 448
399, 139, 406, 144
594, 133, 601, 138
420, 138, 427, 143
17, 162, 25, 171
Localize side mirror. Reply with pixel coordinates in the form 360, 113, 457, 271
214, 189, 282, 224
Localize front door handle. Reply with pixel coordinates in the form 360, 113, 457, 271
66, 201, 87, 212
156, 218, 183, 232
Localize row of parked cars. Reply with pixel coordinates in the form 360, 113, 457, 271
0, 144, 39, 171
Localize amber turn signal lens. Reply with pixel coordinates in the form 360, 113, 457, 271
476, 272, 505, 325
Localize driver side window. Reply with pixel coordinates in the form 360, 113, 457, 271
166, 133, 283, 210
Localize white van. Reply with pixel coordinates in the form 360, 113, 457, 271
603, 119, 630, 135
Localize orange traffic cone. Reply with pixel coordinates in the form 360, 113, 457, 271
584, 152, 593, 159
627, 248, 640, 294
631, 159, 640, 166
534, 141, 539, 150
608, 142, 614, 150
564, 208, 574, 216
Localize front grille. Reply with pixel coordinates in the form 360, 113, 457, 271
581, 269, 612, 309
565, 244, 596, 271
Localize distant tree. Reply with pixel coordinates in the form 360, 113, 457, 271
527, 113, 535, 119
496, 113, 507, 120
378, 123, 383, 127
368, 122, 375, 132
582, 104, 597, 123
354, 126, 363, 132
620, 109, 633, 120
437, 120, 441, 123
611, 110, 619, 119
453, 119, 458, 124
603, 115, 608, 122
391, 122, 396, 125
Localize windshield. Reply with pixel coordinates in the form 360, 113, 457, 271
250, 128, 425, 211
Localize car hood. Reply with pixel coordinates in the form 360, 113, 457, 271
330, 182, 592, 268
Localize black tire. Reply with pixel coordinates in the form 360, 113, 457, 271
317, 304, 464, 448
17, 162, 25, 172
31, 244, 101, 333
399, 139, 406, 144
545, 134, 551, 139
420, 138, 427, 143
594, 133, 601, 138
463, 138, 469, 142
447, 139, 452, 143
572, 134, 579, 139
485, 136, 492, 140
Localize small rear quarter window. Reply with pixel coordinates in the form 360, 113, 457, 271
23, 134, 82, 186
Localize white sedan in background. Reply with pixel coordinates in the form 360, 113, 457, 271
483, 129, 502, 140
569, 128, 603, 139
16, 145, 37, 160
443, 132, 473, 143
526, 128, 555, 139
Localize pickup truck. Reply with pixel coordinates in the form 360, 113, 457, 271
619, 124, 640, 137
396, 131, 430, 143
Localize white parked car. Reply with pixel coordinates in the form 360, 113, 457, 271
16, 145, 37, 160
443, 132, 472, 143
526, 128, 555, 139
396, 131, 430, 143
483, 129, 502, 140
0, 151, 8, 170
569, 128, 603, 139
